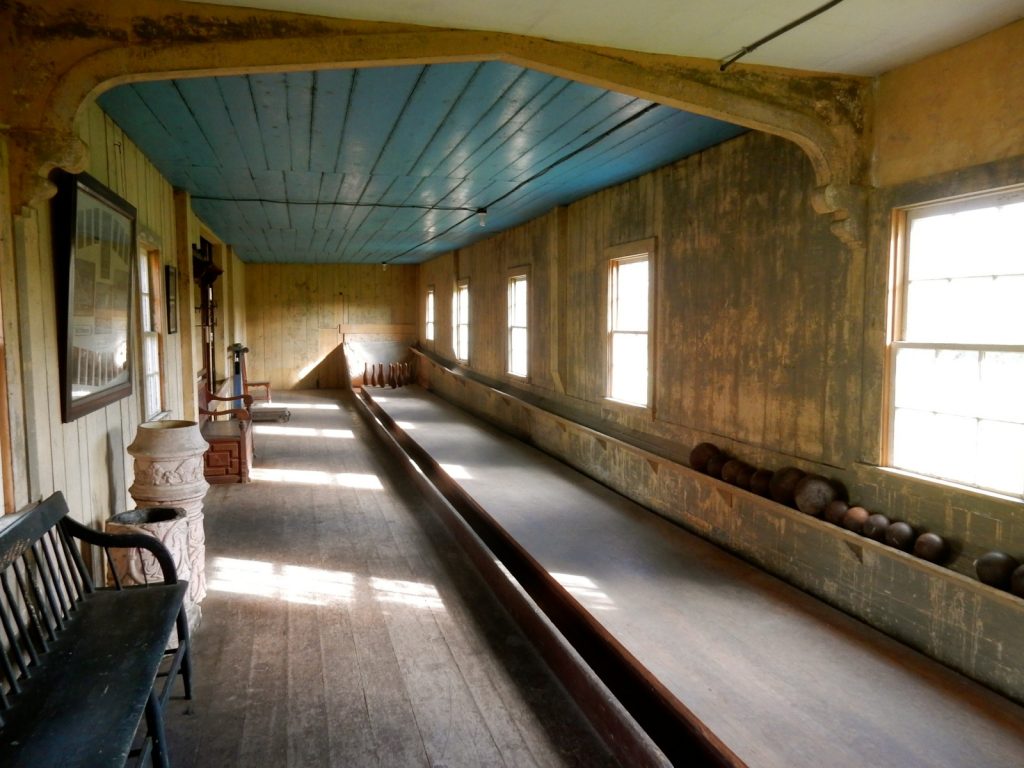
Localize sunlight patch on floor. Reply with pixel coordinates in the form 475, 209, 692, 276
208, 557, 356, 605
251, 467, 384, 489
208, 557, 445, 611
263, 402, 341, 410
253, 425, 355, 438
371, 576, 444, 610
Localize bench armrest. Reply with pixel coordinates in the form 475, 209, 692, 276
59, 516, 179, 585
199, 406, 252, 423
206, 392, 254, 408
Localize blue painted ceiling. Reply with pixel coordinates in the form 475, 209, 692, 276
99, 61, 745, 264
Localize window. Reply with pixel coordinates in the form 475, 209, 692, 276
607, 245, 651, 406
138, 247, 166, 420
507, 273, 528, 378
453, 279, 469, 362
888, 188, 1024, 498
425, 287, 435, 342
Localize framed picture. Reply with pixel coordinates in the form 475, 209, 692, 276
52, 171, 137, 422
165, 265, 178, 334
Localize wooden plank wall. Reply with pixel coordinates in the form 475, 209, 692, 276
1, 102, 184, 526
414, 129, 1024, 699
245, 263, 416, 390
422, 132, 852, 469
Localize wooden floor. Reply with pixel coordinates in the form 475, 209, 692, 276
163, 389, 618, 768
361, 385, 1024, 768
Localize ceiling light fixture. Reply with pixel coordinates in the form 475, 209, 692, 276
477, 208, 488, 227
719, 0, 847, 71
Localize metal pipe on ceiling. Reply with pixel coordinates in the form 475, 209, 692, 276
719, 0, 848, 72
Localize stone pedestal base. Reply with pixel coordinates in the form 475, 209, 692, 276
128, 420, 210, 632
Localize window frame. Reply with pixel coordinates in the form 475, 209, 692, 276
884, 186, 1024, 499
137, 245, 168, 422
453, 278, 470, 363
605, 239, 655, 410
425, 285, 435, 343
506, 268, 530, 380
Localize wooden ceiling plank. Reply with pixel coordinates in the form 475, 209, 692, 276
286, 71, 315, 173
467, 80, 609, 182
176, 77, 251, 171
130, 80, 220, 171
407, 61, 519, 178
445, 70, 566, 180
250, 72, 293, 172
336, 66, 424, 178
373, 62, 479, 177
309, 69, 354, 174
215, 76, 271, 172
97, 86, 188, 169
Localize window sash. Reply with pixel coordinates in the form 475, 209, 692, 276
608, 252, 650, 406
453, 282, 469, 362
425, 288, 435, 341
887, 189, 1024, 497
507, 275, 528, 377
138, 249, 164, 420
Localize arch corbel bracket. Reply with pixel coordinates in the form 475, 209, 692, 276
8, 127, 89, 209
812, 183, 868, 251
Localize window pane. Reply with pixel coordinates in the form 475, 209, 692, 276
458, 324, 469, 360
509, 277, 528, 326
613, 259, 648, 332
907, 276, 1024, 344
892, 408, 977, 486
893, 191, 1024, 496
425, 290, 435, 340
610, 331, 647, 405
978, 351, 1024, 424
976, 420, 1024, 496
509, 326, 528, 377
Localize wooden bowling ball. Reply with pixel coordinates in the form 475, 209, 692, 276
735, 463, 756, 491
824, 500, 849, 525
862, 513, 891, 541
706, 453, 728, 479
884, 521, 915, 551
690, 442, 722, 474
1011, 565, 1024, 598
913, 532, 949, 563
975, 551, 1020, 589
794, 474, 841, 517
750, 469, 774, 497
721, 459, 746, 485
769, 467, 806, 508
841, 506, 870, 534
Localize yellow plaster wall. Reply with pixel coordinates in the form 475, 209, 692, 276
874, 19, 1024, 187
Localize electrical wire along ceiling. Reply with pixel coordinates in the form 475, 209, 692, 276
99, 61, 746, 264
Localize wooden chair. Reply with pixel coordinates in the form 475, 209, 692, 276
199, 392, 253, 484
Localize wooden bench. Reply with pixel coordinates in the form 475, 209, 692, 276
200, 391, 253, 484
0, 491, 192, 767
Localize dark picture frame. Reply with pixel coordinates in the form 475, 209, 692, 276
52, 171, 137, 423
165, 265, 178, 334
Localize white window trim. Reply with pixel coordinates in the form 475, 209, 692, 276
453, 278, 470, 363
884, 187, 1024, 499
138, 245, 168, 422
506, 267, 530, 380
425, 285, 436, 344
605, 239, 655, 410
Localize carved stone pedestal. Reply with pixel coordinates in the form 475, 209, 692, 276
127, 420, 210, 631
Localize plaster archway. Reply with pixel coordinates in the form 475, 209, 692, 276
3, 0, 869, 248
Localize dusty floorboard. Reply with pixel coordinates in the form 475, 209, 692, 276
164, 389, 617, 768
